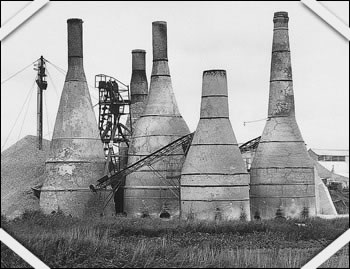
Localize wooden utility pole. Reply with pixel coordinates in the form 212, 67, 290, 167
35, 56, 47, 150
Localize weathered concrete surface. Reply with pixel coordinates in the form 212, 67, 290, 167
40, 18, 113, 218
181, 70, 250, 221
309, 157, 341, 215
125, 21, 190, 218
252, 142, 313, 167
129, 49, 149, 128
250, 12, 316, 220
152, 21, 168, 60
41, 162, 111, 217
314, 167, 337, 215
117, 50, 149, 213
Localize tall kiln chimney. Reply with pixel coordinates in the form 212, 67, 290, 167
124, 21, 190, 218
181, 70, 250, 221
249, 12, 316, 219
130, 49, 149, 126
40, 19, 110, 217
116, 49, 149, 213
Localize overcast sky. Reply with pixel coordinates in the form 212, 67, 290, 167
1, 1, 349, 151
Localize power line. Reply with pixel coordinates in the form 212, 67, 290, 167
17, 82, 36, 142
1, 79, 37, 151
89, 83, 99, 92
243, 117, 268, 126
91, 92, 99, 102
45, 57, 99, 91
1, 59, 39, 85
44, 58, 100, 98
44, 58, 67, 75
46, 67, 60, 98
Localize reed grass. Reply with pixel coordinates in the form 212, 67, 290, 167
1, 211, 348, 268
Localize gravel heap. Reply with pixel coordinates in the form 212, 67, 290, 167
1, 135, 50, 219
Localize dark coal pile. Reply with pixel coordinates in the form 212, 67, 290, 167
1, 135, 50, 219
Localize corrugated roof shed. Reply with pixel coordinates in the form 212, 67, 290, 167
319, 162, 349, 178
310, 149, 349, 156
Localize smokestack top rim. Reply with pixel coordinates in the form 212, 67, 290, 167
132, 49, 146, 53
203, 69, 226, 75
273, 11, 289, 18
67, 18, 83, 23
152, 21, 167, 25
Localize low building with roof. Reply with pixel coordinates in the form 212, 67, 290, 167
238, 137, 344, 215
308, 149, 349, 189
239, 136, 261, 172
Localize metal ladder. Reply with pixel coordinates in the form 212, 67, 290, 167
96, 74, 132, 174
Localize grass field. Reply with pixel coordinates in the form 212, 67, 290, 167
1, 211, 349, 268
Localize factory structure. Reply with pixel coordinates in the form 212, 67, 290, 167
39, 19, 114, 217
20, 12, 341, 220
249, 12, 317, 219
181, 70, 251, 221
124, 21, 190, 218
